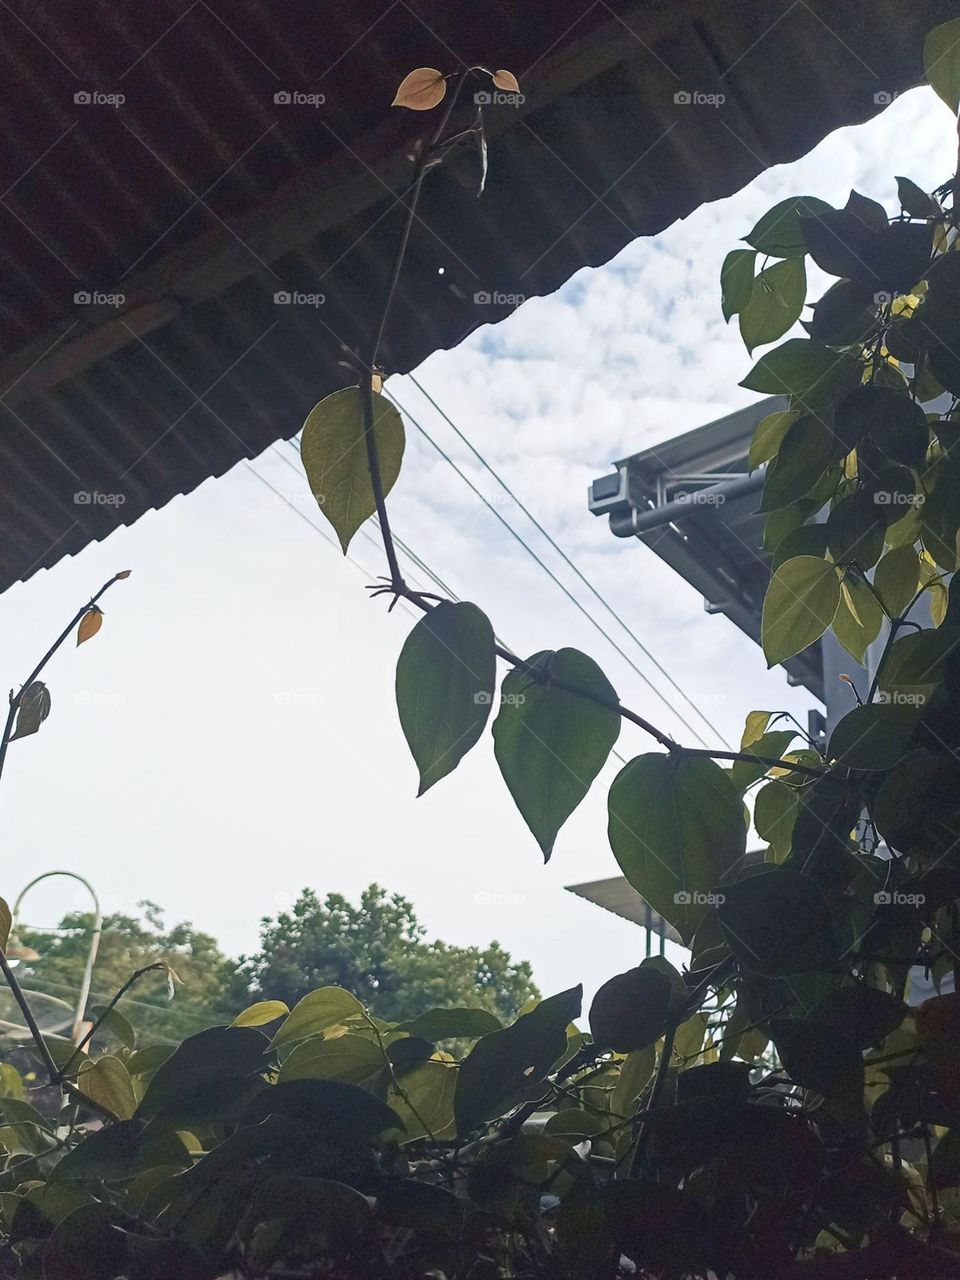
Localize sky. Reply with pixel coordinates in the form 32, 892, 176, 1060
0, 85, 955, 1017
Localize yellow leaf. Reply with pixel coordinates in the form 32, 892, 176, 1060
392, 67, 446, 111
231, 1000, 289, 1028
371, 372, 383, 394
77, 608, 102, 646
77, 1055, 137, 1120
840, 578, 862, 626
0, 900, 10, 953
740, 710, 772, 750
492, 69, 520, 93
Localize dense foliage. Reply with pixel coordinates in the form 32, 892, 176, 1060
12, 887, 536, 1043
237, 885, 538, 1025
5, 24, 960, 1280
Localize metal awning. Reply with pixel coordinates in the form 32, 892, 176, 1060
566, 877, 683, 946
589, 397, 826, 701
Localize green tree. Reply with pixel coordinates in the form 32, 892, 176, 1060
237, 883, 538, 1022
19, 901, 235, 1041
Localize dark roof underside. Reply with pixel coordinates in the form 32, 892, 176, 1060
1, 0, 956, 592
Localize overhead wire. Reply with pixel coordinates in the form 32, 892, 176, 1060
374, 386, 720, 749
254, 447, 633, 767
401, 373, 732, 749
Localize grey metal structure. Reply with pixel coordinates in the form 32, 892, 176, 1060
565, 878, 680, 955
588, 396, 869, 732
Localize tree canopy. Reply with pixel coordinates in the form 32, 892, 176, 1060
15, 887, 538, 1041
237, 884, 539, 1024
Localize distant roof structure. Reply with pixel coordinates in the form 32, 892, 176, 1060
588, 396, 829, 701
2, 0, 956, 593
566, 877, 682, 946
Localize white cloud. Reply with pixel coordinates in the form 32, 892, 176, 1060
0, 87, 952, 1011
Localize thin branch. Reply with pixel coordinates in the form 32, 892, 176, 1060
385, 582, 830, 775
629, 1022, 675, 1178
361, 72, 470, 594
0, 573, 130, 1087
61, 962, 170, 1078
0, 572, 130, 789
0, 951, 61, 1085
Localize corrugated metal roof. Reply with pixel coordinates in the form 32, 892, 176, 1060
1, 0, 956, 591
565, 876, 683, 945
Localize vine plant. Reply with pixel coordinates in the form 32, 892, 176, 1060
6, 22, 960, 1280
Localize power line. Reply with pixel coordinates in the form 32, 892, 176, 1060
255, 448, 632, 769
254, 448, 456, 618
241, 460, 421, 624
403, 373, 732, 750
378, 387, 717, 750
272, 443, 550, 676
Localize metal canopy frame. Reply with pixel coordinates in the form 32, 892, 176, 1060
588, 396, 829, 703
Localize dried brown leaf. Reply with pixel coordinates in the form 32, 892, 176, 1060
492, 69, 520, 92
115, 569, 132, 580
392, 67, 446, 111
77, 607, 103, 646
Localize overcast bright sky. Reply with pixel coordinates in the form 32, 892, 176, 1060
0, 86, 954, 1014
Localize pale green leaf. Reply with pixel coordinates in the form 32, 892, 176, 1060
721, 249, 756, 322
761, 556, 841, 666
925, 18, 960, 113
748, 411, 798, 470
300, 387, 405, 552
388, 1059, 457, 1141
231, 1000, 289, 1028
272, 987, 365, 1046
874, 545, 920, 618
76, 1056, 137, 1121
277, 1032, 384, 1085
739, 258, 806, 353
